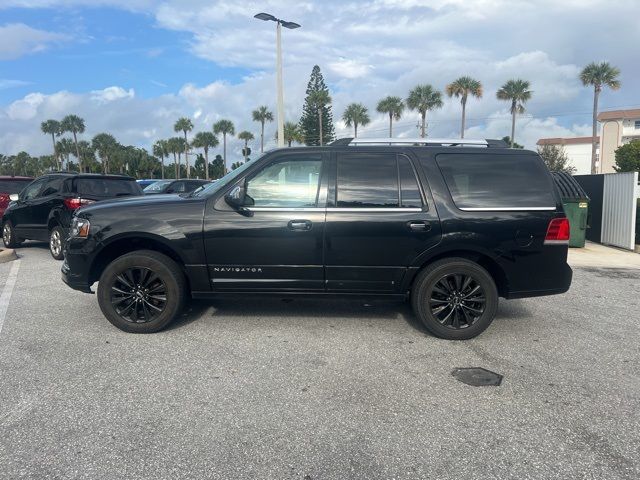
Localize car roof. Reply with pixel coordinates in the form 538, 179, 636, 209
41, 172, 137, 180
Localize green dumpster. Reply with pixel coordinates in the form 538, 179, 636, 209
551, 172, 589, 248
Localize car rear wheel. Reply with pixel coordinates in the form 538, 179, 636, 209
2, 220, 22, 248
97, 250, 186, 333
49, 226, 65, 260
411, 258, 498, 340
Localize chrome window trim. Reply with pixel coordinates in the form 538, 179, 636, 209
248, 207, 325, 212
327, 208, 423, 213
459, 207, 556, 212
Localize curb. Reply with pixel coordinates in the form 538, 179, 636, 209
0, 248, 17, 264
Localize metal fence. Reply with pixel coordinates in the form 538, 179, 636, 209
601, 172, 639, 250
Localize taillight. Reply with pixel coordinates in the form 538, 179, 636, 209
64, 198, 94, 210
544, 218, 570, 245
0, 193, 9, 208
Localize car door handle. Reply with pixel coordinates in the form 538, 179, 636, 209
288, 220, 312, 231
407, 221, 431, 232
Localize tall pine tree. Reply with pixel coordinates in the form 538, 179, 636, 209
299, 65, 335, 145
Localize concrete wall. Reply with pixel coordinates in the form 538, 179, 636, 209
564, 143, 593, 174
600, 120, 621, 173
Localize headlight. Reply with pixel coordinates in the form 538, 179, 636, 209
71, 217, 90, 238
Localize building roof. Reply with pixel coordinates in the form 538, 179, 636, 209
536, 136, 598, 146
597, 108, 640, 121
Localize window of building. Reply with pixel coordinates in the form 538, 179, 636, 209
634, 120, 640, 130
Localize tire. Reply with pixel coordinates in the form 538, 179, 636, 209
411, 258, 498, 340
2, 220, 22, 248
49, 225, 65, 260
97, 250, 186, 333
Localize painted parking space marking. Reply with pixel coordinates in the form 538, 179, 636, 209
0, 260, 20, 337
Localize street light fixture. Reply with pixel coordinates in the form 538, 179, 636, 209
254, 12, 301, 148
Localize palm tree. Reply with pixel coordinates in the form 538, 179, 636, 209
174, 117, 194, 178
283, 121, 303, 146
153, 140, 169, 179
56, 138, 75, 171
237, 131, 254, 162
446, 77, 483, 138
191, 132, 218, 180
61, 115, 86, 172
213, 120, 235, 173
580, 62, 621, 174
406, 85, 443, 138
308, 91, 331, 146
165, 137, 181, 178
496, 79, 532, 148
252, 106, 274, 153
342, 103, 370, 138
41, 120, 61, 170
376, 96, 404, 137
91, 133, 117, 174
76, 140, 96, 173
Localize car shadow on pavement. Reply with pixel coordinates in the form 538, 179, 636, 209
169, 297, 431, 335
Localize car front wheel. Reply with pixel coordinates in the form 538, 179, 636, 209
411, 258, 498, 340
49, 226, 65, 260
2, 220, 21, 248
97, 250, 186, 333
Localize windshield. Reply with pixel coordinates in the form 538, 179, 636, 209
143, 180, 172, 192
191, 159, 259, 198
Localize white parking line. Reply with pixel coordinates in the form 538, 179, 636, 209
0, 260, 20, 337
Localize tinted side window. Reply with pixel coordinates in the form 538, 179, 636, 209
398, 157, 422, 208
337, 154, 398, 208
0, 180, 32, 194
435, 153, 556, 209
40, 177, 64, 196
74, 179, 141, 197
22, 179, 45, 201
246, 157, 321, 207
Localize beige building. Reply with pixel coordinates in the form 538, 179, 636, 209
537, 108, 640, 174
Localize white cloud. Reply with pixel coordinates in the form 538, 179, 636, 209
90, 86, 135, 104
0, 23, 71, 60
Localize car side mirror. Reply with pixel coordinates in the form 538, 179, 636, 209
224, 182, 253, 217
9, 194, 19, 202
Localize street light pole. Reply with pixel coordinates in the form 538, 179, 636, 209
254, 13, 300, 149
276, 21, 284, 148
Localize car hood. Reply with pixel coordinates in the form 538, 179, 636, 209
77, 193, 199, 215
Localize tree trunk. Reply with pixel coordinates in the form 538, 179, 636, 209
591, 86, 600, 174
184, 132, 190, 179
173, 152, 178, 178
51, 133, 59, 170
243, 140, 248, 163
261, 121, 265, 153
318, 110, 323, 146
510, 101, 516, 148
177, 152, 181, 179
73, 131, 82, 173
421, 111, 426, 138
161, 155, 165, 179
223, 134, 227, 174
354, 122, 358, 138
389, 113, 393, 137
204, 148, 209, 181
461, 97, 467, 139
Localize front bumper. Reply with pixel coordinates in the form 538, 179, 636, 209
61, 240, 94, 293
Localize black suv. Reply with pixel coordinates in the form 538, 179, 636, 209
62, 139, 572, 339
2, 173, 142, 259
143, 179, 210, 195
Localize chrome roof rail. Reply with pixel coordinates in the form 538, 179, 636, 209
329, 138, 508, 148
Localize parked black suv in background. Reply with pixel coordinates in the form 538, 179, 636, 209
62, 138, 572, 339
2, 173, 142, 259
143, 179, 210, 195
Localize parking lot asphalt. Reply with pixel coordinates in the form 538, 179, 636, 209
1, 243, 639, 480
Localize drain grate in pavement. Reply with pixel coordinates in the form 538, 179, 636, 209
452, 367, 503, 386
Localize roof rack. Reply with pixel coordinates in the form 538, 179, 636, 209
329, 138, 508, 148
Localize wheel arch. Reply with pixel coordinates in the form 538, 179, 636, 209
88, 234, 189, 289
408, 249, 509, 297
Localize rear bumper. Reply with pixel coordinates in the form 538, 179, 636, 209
505, 263, 572, 299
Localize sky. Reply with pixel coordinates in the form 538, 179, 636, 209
0, 0, 639, 161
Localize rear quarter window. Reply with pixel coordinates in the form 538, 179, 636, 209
74, 178, 142, 198
435, 153, 556, 210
